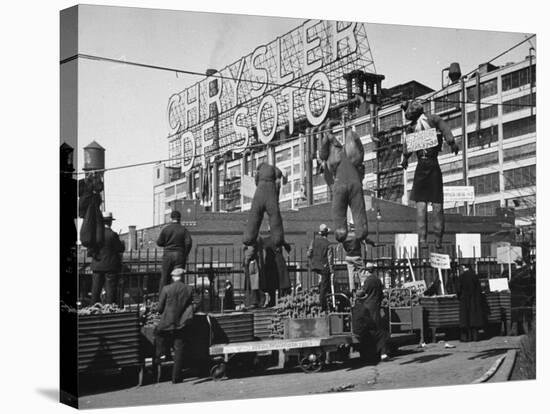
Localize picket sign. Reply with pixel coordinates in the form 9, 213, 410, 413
403, 280, 427, 295
405, 128, 438, 152
430, 252, 451, 269
496, 245, 523, 281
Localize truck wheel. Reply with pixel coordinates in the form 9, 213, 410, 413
299, 353, 323, 373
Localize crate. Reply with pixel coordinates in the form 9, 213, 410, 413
283, 314, 350, 339
78, 311, 141, 372
209, 312, 255, 343
251, 308, 278, 340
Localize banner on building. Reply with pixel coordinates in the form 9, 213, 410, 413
405, 128, 438, 153
456, 233, 481, 258
395, 233, 419, 259
430, 252, 451, 269
444, 186, 475, 204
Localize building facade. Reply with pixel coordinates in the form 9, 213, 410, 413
153, 30, 535, 228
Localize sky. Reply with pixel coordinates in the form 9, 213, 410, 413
62, 4, 535, 234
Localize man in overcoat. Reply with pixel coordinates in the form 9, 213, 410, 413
90, 211, 125, 304
457, 263, 487, 342
352, 266, 388, 363
154, 267, 196, 384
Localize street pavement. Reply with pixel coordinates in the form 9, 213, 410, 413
79, 335, 521, 409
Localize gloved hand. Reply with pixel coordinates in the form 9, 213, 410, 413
400, 158, 408, 170
451, 142, 460, 156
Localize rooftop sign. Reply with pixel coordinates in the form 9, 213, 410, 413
166, 19, 375, 172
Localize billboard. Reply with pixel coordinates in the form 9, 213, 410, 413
166, 20, 376, 172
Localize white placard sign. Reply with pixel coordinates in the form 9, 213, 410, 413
395, 233, 419, 259
488, 278, 510, 292
241, 174, 256, 198
496, 245, 523, 264
444, 186, 475, 204
491, 241, 511, 258
456, 233, 481, 258
430, 252, 451, 269
405, 128, 438, 153
403, 280, 427, 295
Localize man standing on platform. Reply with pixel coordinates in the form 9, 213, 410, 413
90, 211, 125, 304
156, 210, 193, 293
307, 224, 334, 311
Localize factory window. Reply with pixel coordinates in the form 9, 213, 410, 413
157, 169, 160, 179
466, 78, 498, 102
466, 104, 498, 124
474, 200, 501, 216
379, 111, 402, 132
503, 143, 536, 162
442, 114, 462, 130
363, 141, 374, 154
276, 148, 291, 164
293, 145, 300, 158
468, 151, 499, 170
503, 115, 536, 140
434, 91, 460, 114
503, 93, 536, 114
355, 121, 370, 137
165, 186, 175, 197
440, 160, 464, 175
467, 125, 498, 148
444, 179, 465, 187
364, 159, 377, 174
422, 101, 432, 115
504, 165, 535, 190
469, 173, 500, 195
176, 183, 186, 195
445, 205, 466, 215
502, 65, 536, 91
506, 195, 536, 211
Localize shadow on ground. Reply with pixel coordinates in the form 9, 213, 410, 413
400, 353, 452, 365
468, 348, 509, 360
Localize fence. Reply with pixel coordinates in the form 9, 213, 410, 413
78, 242, 535, 311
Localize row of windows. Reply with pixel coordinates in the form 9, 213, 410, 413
467, 125, 498, 149
379, 111, 403, 132
502, 65, 536, 92
503, 143, 536, 162
466, 104, 498, 124
467, 78, 498, 102
434, 91, 460, 114
468, 151, 499, 170
474, 200, 501, 216
502, 93, 536, 114
503, 115, 536, 140
503, 165, 535, 190
469, 172, 500, 195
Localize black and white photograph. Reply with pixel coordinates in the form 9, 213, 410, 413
55, 1, 542, 411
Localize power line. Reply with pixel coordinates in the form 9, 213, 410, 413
421, 34, 536, 103
61, 53, 351, 96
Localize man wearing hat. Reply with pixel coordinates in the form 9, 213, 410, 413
307, 224, 334, 311
90, 212, 125, 304
154, 267, 196, 384
157, 210, 193, 293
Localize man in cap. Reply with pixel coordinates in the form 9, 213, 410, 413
156, 210, 193, 293
307, 224, 334, 311
154, 267, 196, 384
90, 211, 125, 304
